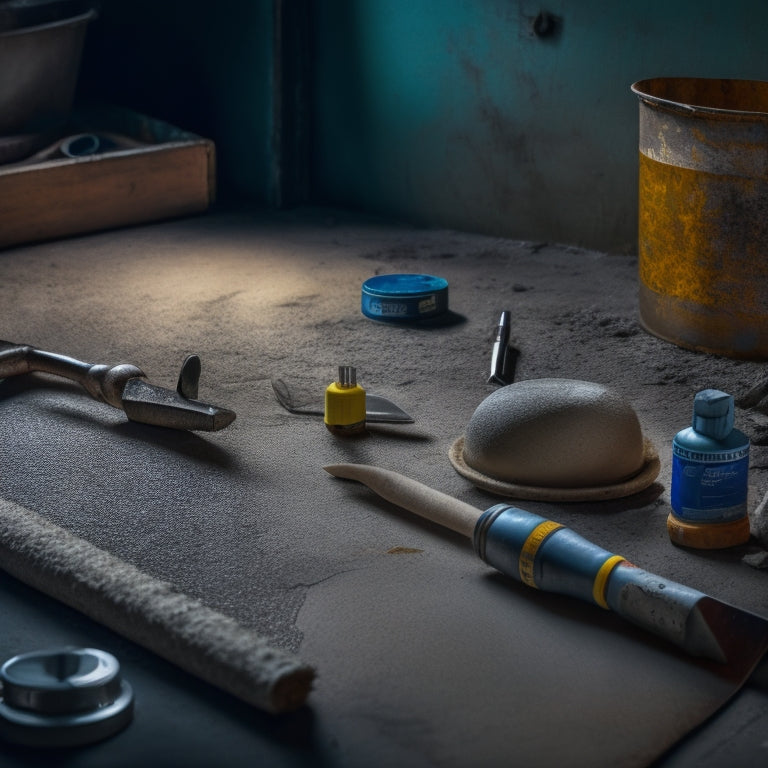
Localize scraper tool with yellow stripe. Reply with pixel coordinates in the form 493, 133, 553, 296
324, 463, 768, 670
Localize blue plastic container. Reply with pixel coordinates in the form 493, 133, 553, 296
361, 274, 448, 322
668, 389, 750, 548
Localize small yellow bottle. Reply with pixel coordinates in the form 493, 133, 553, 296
324, 366, 366, 436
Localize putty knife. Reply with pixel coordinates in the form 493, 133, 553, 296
324, 463, 768, 670
272, 378, 413, 423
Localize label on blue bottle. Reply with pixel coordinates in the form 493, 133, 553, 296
671, 444, 749, 523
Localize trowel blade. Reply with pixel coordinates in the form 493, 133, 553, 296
122, 378, 236, 431
271, 379, 413, 423
363, 394, 414, 423
687, 595, 768, 677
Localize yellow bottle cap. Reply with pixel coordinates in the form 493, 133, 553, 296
324, 366, 366, 431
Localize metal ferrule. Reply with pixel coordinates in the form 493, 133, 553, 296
473, 504, 543, 570
603, 564, 710, 655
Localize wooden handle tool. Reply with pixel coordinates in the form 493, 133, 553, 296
324, 463, 768, 668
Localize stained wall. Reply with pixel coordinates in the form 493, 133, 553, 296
79, 1, 768, 251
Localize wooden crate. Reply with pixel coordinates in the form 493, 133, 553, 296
0, 106, 215, 249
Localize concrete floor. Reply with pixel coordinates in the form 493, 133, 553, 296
0, 207, 767, 766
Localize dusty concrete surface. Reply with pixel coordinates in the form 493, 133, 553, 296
0, 207, 766, 766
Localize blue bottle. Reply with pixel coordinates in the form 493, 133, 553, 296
668, 389, 750, 548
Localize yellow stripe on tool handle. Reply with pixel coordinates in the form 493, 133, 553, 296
591, 555, 627, 609
517, 521, 626, 608
519, 521, 563, 588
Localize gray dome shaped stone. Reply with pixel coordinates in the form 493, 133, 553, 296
449, 379, 659, 501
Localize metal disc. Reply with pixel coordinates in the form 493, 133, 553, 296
0, 648, 134, 747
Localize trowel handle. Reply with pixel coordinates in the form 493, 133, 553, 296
473, 504, 714, 659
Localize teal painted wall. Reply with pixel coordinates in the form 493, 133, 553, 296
311, 1, 768, 251
80, 1, 768, 251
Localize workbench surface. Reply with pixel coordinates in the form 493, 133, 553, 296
0, 208, 766, 767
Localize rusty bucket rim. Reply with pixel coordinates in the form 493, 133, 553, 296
631, 76, 768, 120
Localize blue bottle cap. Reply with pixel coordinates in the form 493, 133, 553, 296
361, 274, 449, 322
692, 389, 734, 440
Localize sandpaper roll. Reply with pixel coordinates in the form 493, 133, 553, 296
0, 498, 315, 714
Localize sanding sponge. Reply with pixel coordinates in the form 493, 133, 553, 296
449, 379, 660, 501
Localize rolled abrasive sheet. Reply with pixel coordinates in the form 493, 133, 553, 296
0, 498, 315, 714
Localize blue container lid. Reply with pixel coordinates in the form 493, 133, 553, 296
361, 274, 449, 322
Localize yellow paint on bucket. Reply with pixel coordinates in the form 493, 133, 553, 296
632, 78, 768, 359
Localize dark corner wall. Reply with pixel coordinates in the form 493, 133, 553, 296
78, 0, 276, 204
78, 1, 768, 252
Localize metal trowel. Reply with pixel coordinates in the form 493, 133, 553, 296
272, 378, 414, 424
0, 340, 235, 431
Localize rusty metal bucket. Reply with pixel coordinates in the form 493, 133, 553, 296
631, 78, 768, 359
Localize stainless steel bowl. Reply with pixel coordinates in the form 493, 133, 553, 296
0, 7, 96, 138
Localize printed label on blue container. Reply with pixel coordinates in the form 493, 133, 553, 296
671, 444, 749, 523
369, 296, 437, 317
369, 299, 410, 317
